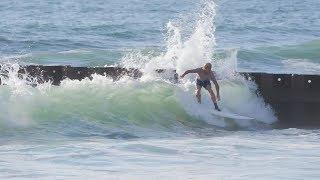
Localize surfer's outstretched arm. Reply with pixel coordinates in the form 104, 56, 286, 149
180, 68, 200, 78
211, 73, 220, 101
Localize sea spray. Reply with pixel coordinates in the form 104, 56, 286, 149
0, 0, 276, 133
120, 0, 276, 127
137, 0, 217, 75
0, 0, 319, 178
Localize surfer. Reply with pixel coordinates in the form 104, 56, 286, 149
180, 63, 221, 111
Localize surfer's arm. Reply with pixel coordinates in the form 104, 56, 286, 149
211, 73, 220, 100
180, 68, 199, 78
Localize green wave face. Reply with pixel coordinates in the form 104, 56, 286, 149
0, 69, 277, 139
0, 76, 203, 138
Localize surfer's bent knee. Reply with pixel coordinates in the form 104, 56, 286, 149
207, 89, 217, 102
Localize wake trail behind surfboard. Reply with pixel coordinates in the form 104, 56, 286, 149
210, 109, 254, 120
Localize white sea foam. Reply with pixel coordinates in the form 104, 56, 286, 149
0, 0, 277, 130
120, 0, 276, 127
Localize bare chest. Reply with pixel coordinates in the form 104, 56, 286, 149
197, 71, 211, 80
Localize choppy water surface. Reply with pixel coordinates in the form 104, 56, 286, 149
0, 0, 320, 179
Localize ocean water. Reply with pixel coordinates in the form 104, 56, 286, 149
0, 0, 320, 179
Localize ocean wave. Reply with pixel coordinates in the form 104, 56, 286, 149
0, 0, 277, 139
0, 64, 276, 138
237, 39, 320, 74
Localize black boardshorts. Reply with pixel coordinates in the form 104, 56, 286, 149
196, 79, 211, 88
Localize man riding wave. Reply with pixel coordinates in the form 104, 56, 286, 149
180, 63, 221, 111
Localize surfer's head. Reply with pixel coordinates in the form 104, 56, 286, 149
203, 63, 212, 72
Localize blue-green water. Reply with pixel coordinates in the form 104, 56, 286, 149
0, 0, 320, 179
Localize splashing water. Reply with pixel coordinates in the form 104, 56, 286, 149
1, 0, 320, 179
0, 0, 276, 135
120, 0, 276, 128
128, 0, 217, 75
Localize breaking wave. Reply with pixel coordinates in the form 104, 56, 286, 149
0, 0, 277, 139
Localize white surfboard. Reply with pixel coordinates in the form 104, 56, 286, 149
211, 109, 254, 120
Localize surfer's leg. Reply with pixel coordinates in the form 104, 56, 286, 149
195, 85, 202, 104
205, 86, 221, 111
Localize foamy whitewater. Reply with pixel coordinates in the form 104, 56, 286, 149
0, 0, 320, 179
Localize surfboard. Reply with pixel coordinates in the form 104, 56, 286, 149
210, 109, 254, 120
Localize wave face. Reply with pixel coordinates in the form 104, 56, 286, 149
0, 72, 276, 137
0, 1, 276, 140
1, 0, 320, 179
